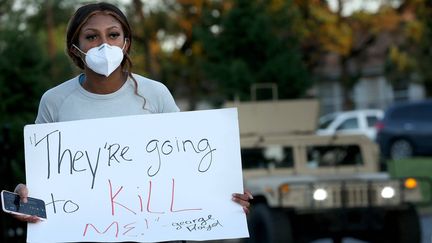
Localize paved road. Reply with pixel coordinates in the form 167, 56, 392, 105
312, 213, 432, 243
212, 213, 432, 243
421, 214, 432, 243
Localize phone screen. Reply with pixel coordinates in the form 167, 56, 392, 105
1, 190, 47, 219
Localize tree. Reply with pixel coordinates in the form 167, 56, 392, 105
125, 0, 202, 107
136, 0, 228, 110
414, 0, 432, 96
127, 0, 173, 79
25, 0, 78, 85
164, 0, 215, 109
0, 27, 50, 180
297, 0, 407, 109
199, 0, 311, 102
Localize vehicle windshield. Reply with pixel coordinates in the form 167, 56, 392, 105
306, 144, 363, 167
241, 145, 294, 169
318, 113, 338, 129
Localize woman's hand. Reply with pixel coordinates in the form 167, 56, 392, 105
13, 183, 40, 223
232, 189, 253, 214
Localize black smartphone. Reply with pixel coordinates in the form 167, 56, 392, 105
1, 190, 47, 220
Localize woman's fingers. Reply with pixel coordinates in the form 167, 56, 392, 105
232, 191, 253, 214
11, 185, 40, 223
13, 214, 40, 223
14, 183, 29, 203
244, 189, 253, 200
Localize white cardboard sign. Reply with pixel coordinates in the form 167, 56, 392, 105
23, 108, 249, 243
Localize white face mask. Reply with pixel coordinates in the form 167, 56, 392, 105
73, 41, 126, 77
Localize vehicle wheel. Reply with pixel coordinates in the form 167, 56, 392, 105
379, 205, 421, 243
389, 139, 413, 160
245, 204, 294, 243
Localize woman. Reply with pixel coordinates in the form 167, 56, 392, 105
14, 2, 251, 224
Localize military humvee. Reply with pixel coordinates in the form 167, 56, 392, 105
226, 100, 431, 243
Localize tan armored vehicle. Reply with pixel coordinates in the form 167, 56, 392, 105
226, 100, 430, 243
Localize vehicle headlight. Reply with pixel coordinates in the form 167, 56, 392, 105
313, 188, 328, 201
381, 186, 395, 199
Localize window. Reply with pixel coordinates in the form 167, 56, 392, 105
336, 118, 359, 130
389, 106, 410, 120
306, 145, 363, 167
241, 145, 294, 169
366, 115, 379, 128
390, 103, 432, 121
410, 104, 432, 121
318, 114, 337, 129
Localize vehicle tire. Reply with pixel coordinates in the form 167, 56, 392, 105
245, 204, 294, 243
389, 139, 413, 160
379, 205, 421, 243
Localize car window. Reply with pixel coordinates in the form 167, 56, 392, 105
307, 145, 363, 167
411, 104, 432, 121
390, 104, 432, 121
366, 115, 379, 128
389, 106, 410, 120
336, 117, 359, 130
241, 145, 294, 169
318, 114, 337, 129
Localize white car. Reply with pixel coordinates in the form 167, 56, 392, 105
317, 109, 383, 140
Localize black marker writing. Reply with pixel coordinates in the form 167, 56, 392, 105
46, 193, 80, 214
145, 138, 216, 177
32, 130, 133, 189
172, 215, 223, 232
31, 130, 217, 188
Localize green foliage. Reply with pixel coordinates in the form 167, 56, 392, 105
197, 0, 311, 101
415, 0, 432, 96
26, 0, 78, 31
26, 0, 78, 85
0, 27, 51, 181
